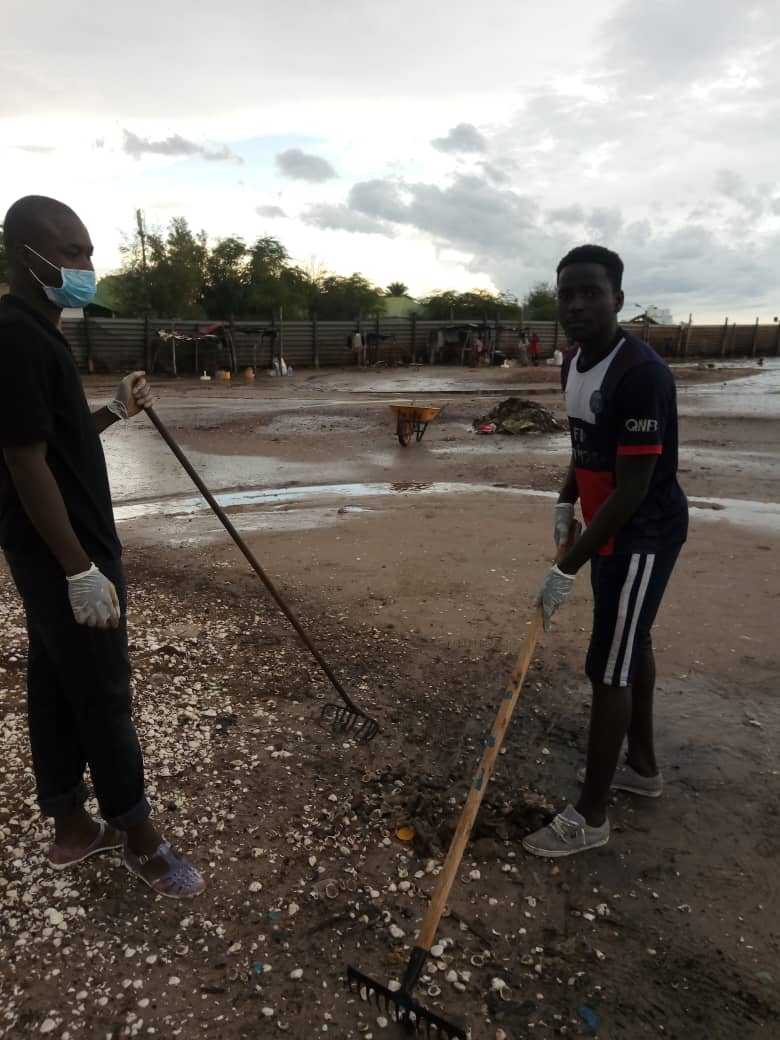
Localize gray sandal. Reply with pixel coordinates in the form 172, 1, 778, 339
124, 839, 206, 899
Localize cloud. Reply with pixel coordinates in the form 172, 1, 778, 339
548, 205, 585, 225
302, 203, 392, 236
121, 129, 242, 163
431, 122, 487, 154
714, 169, 779, 219
480, 161, 517, 185
275, 148, 337, 182
256, 205, 288, 218
604, 0, 777, 88
347, 173, 538, 254
348, 180, 406, 222
15, 144, 55, 154
587, 207, 623, 238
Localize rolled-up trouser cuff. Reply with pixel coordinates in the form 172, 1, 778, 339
38, 780, 90, 818
106, 794, 152, 832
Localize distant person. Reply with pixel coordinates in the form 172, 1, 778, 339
0, 195, 205, 897
517, 328, 529, 366
351, 328, 366, 367
523, 243, 688, 858
529, 331, 541, 366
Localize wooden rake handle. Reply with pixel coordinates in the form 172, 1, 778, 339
415, 522, 581, 951
143, 405, 363, 715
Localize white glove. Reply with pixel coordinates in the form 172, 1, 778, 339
554, 502, 575, 547
535, 564, 576, 631
108, 371, 153, 421
67, 564, 121, 629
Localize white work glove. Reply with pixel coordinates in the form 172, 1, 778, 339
108, 371, 153, 421
67, 564, 121, 629
536, 564, 576, 631
554, 502, 575, 547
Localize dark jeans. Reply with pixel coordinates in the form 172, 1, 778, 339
4, 549, 150, 830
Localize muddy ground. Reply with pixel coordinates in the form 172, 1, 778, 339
1, 361, 778, 1039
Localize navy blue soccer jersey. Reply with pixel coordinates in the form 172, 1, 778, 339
561, 330, 688, 555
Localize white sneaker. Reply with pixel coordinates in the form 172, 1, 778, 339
522, 804, 610, 858
577, 763, 663, 798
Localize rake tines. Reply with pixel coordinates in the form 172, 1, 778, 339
320, 703, 379, 743
347, 965, 468, 1039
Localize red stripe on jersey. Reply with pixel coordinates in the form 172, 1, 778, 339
574, 467, 616, 556
618, 444, 663, 456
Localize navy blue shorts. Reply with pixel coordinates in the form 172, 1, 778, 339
586, 545, 682, 688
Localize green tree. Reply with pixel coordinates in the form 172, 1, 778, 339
202, 236, 249, 319
421, 288, 522, 321
314, 273, 386, 320
386, 281, 409, 297
156, 217, 207, 318
112, 213, 207, 318
246, 236, 309, 319
522, 282, 558, 322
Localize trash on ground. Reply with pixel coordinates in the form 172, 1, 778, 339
473, 398, 562, 435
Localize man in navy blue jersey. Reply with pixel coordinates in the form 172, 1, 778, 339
523, 244, 688, 858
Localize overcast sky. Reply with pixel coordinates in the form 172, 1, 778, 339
2, 0, 778, 322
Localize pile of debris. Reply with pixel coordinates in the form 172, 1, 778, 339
474, 397, 562, 435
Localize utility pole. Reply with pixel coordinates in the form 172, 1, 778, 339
136, 208, 150, 315
136, 208, 151, 369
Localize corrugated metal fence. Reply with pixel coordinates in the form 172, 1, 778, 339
62, 316, 780, 373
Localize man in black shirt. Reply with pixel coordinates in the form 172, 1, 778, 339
0, 195, 204, 898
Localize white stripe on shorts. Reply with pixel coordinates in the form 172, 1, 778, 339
618, 554, 655, 686
603, 554, 644, 685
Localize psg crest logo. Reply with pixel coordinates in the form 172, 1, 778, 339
589, 389, 604, 416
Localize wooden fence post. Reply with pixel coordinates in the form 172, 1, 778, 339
720, 317, 729, 358
751, 316, 760, 357
682, 314, 692, 358
312, 312, 319, 369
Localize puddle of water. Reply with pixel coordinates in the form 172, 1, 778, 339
102, 425, 370, 504
114, 480, 780, 537
678, 359, 780, 418
114, 482, 555, 522
688, 496, 780, 534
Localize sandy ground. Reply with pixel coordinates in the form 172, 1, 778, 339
1, 361, 778, 1040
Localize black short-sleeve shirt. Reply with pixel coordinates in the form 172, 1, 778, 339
0, 295, 121, 561
561, 329, 688, 555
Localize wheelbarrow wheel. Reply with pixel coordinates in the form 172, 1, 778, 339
397, 419, 413, 446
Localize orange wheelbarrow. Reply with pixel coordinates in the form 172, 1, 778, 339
389, 403, 442, 446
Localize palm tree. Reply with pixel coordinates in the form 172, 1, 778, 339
386, 281, 409, 297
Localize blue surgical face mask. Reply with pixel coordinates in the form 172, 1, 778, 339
25, 244, 97, 309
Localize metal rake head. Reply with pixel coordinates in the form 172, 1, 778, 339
347, 965, 467, 1039
320, 703, 380, 743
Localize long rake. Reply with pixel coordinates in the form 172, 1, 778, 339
145, 405, 379, 742
347, 525, 580, 1035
